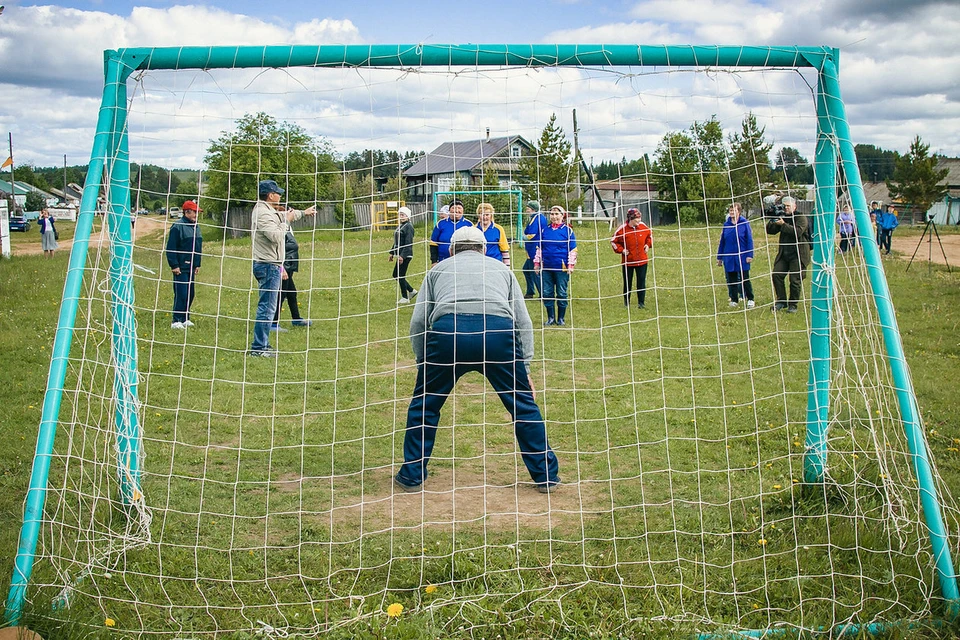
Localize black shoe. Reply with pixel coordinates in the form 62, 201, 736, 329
786, 305, 799, 314
248, 349, 277, 358
544, 318, 556, 326
524, 293, 536, 299
638, 303, 645, 310
773, 303, 788, 312
394, 477, 422, 493
537, 480, 561, 494
557, 318, 566, 326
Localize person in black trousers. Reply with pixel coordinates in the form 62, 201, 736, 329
165, 200, 203, 329
273, 225, 311, 329
390, 206, 418, 303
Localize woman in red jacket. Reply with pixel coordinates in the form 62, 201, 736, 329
610, 208, 653, 309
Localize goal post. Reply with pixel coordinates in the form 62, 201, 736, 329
7, 43, 959, 635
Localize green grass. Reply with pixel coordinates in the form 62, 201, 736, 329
1, 221, 960, 639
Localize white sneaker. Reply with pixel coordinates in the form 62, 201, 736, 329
399, 297, 410, 304
729, 301, 739, 308
409, 289, 418, 298
183, 320, 195, 327
171, 322, 185, 329
746, 300, 756, 309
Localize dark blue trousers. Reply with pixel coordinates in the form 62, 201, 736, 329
396, 314, 559, 488
172, 269, 196, 323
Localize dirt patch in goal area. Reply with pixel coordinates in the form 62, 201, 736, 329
12, 214, 168, 257
891, 231, 960, 267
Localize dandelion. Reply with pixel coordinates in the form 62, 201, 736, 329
386, 603, 404, 617
758, 539, 767, 546
765, 463, 773, 469
425, 585, 437, 594
105, 618, 116, 627
851, 453, 859, 459
28, 405, 34, 410
773, 485, 782, 490
792, 478, 799, 483
752, 604, 760, 610
155, 412, 161, 417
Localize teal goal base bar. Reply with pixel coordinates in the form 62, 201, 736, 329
6, 43, 957, 630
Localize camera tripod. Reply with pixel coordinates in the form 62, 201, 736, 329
906, 215, 952, 274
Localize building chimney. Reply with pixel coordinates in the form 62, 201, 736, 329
485, 127, 490, 142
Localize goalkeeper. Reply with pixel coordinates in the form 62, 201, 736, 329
395, 226, 561, 494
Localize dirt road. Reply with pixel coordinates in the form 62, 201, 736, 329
12, 215, 169, 257
891, 230, 960, 268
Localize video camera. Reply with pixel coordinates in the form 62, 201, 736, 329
762, 194, 786, 219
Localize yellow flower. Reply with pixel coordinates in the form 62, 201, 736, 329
105, 618, 116, 627
773, 484, 782, 490
425, 584, 437, 594
758, 539, 767, 546
386, 603, 404, 618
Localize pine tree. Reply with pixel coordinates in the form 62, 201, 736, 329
729, 113, 775, 214
520, 114, 580, 209
886, 135, 949, 220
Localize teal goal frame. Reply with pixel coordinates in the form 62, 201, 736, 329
6, 44, 958, 631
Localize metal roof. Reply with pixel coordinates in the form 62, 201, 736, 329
404, 136, 532, 177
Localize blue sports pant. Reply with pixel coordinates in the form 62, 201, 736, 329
396, 314, 559, 488
172, 269, 196, 323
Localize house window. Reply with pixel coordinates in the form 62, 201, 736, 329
437, 176, 456, 191
511, 145, 522, 158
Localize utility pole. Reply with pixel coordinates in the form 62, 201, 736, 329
7, 133, 14, 212
63, 154, 68, 204
572, 109, 582, 201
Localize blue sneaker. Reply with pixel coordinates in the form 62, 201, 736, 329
291, 319, 312, 327
269, 323, 288, 332
544, 318, 556, 326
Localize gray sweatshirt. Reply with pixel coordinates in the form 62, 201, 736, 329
410, 250, 535, 363
252, 200, 304, 264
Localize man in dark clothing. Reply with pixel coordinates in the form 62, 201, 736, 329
766, 196, 810, 314
273, 226, 311, 328
165, 200, 203, 328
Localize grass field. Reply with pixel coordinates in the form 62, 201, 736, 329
1, 219, 960, 639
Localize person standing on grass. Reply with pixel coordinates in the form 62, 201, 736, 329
165, 200, 203, 329
836, 203, 857, 254
521, 200, 547, 299
390, 206, 418, 304
476, 202, 511, 266
766, 195, 810, 314
534, 205, 578, 326
876, 204, 899, 255
429, 200, 472, 265
395, 226, 560, 494
38, 208, 58, 258
272, 225, 311, 329
716, 202, 755, 308
611, 207, 653, 310
249, 180, 316, 357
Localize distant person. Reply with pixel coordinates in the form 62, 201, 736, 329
765, 195, 810, 313
395, 226, 560, 494
165, 200, 203, 329
37, 208, 58, 258
610, 207, 653, 309
716, 203, 755, 308
428, 205, 450, 264
870, 201, 881, 245
534, 205, 578, 326
249, 180, 316, 357
476, 202, 511, 266
521, 201, 547, 298
389, 206, 418, 303
876, 204, 899, 255
272, 225, 311, 329
429, 200, 472, 265
836, 203, 857, 254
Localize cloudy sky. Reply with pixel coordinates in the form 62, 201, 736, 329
1, 0, 959, 171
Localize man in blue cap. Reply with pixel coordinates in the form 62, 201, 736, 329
249, 179, 316, 357
395, 226, 561, 494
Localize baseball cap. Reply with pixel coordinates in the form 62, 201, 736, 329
450, 226, 486, 246
182, 200, 201, 212
627, 208, 641, 220
259, 180, 285, 197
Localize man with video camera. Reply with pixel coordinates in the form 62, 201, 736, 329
764, 195, 810, 313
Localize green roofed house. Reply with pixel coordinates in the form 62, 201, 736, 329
403, 134, 534, 203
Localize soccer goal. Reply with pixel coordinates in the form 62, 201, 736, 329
7, 44, 959, 638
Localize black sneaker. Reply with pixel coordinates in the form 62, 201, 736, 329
638, 303, 645, 310
394, 477, 422, 493
773, 302, 788, 312
557, 318, 566, 326
537, 481, 561, 494
786, 305, 799, 313
248, 349, 277, 358
544, 318, 556, 326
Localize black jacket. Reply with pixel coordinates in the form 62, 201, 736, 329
283, 228, 300, 273
766, 212, 811, 267
165, 216, 203, 270
390, 221, 415, 260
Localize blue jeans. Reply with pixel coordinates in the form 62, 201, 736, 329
396, 314, 559, 488
252, 262, 281, 351
540, 269, 570, 318
172, 268, 196, 323
521, 257, 541, 296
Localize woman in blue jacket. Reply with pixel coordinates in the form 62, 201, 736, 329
716, 203, 755, 308
534, 205, 578, 326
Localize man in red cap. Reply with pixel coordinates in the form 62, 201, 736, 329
611, 207, 653, 309
165, 200, 203, 329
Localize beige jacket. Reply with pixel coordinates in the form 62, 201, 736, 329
251, 200, 303, 264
